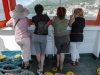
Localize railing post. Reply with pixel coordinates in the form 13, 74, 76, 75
59, 0, 61, 6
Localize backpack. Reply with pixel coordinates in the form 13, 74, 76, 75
37, 17, 49, 35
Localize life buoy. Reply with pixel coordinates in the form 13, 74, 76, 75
66, 71, 75, 75
97, 67, 100, 75
52, 67, 58, 71
14, 54, 21, 59
0, 72, 3, 75
13, 54, 22, 66
44, 72, 53, 75
0, 55, 6, 61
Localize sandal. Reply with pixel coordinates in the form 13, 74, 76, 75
37, 69, 43, 75
59, 65, 63, 70
70, 61, 76, 66
75, 61, 79, 65
38, 64, 40, 69
21, 62, 30, 69
24, 65, 30, 69
56, 62, 59, 68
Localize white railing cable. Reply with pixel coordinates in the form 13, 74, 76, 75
59, 0, 61, 6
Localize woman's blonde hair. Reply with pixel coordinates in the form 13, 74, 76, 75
57, 7, 66, 19
74, 8, 84, 17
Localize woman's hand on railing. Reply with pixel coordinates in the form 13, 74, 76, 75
6, 18, 13, 27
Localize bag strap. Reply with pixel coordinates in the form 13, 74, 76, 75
39, 17, 43, 22
14, 19, 20, 29
38, 15, 44, 22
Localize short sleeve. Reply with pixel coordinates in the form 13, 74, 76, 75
32, 16, 35, 22
44, 14, 50, 22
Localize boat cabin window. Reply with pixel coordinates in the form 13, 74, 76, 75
0, 0, 99, 27
16, 0, 59, 19
0, 0, 6, 21
61, 0, 99, 20
16, 0, 99, 20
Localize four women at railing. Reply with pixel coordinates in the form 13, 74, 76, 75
6, 4, 85, 72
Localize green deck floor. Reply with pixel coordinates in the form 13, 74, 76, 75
29, 56, 100, 75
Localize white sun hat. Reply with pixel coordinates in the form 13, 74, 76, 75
10, 4, 30, 19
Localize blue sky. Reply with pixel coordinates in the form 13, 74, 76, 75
16, 0, 35, 6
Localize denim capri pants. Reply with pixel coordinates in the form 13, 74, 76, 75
32, 34, 47, 54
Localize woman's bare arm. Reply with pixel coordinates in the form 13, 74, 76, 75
6, 18, 13, 27
26, 17, 31, 26
68, 15, 75, 27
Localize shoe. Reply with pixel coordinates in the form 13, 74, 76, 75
21, 62, 30, 69
70, 61, 76, 66
56, 65, 59, 69
75, 59, 79, 65
23, 65, 30, 69
37, 69, 43, 75
59, 65, 63, 70
75, 61, 79, 65
56, 62, 59, 68
38, 64, 40, 69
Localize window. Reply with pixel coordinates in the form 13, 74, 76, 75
0, 0, 6, 21
16, 0, 60, 19
16, 0, 99, 20
61, 0, 99, 20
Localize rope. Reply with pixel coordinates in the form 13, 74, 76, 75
0, 72, 3, 75
17, 71, 35, 75
0, 58, 13, 66
0, 64, 21, 73
0, 57, 22, 66
13, 57, 22, 66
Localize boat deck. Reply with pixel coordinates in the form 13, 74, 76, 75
29, 56, 100, 75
